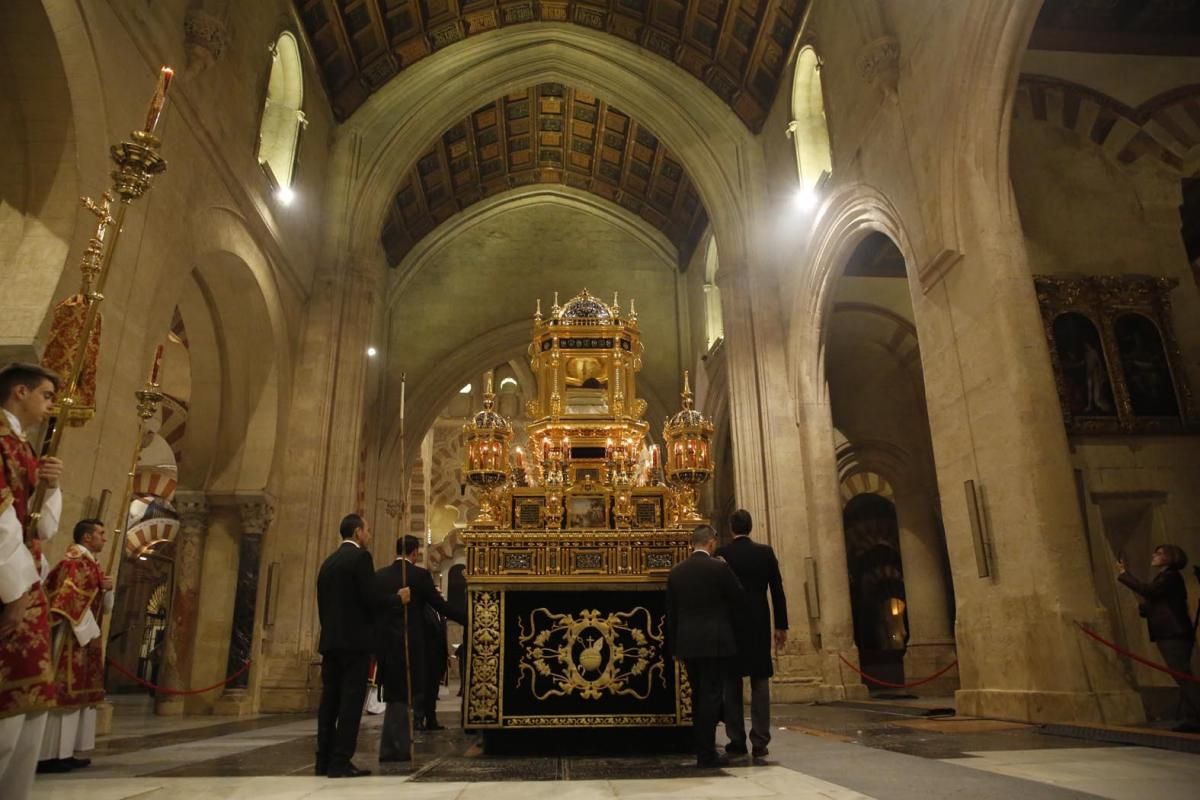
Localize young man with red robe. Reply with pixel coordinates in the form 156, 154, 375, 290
0, 363, 65, 800
37, 519, 113, 773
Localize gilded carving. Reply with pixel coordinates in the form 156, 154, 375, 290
466, 590, 502, 725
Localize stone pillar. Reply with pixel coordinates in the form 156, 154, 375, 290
155, 491, 209, 715
213, 495, 275, 715
256, 257, 382, 712
719, 267, 864, 702
893, 486, 957, 693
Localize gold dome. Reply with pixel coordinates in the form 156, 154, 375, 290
557, 288, 613, 323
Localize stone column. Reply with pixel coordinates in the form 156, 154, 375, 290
213, 494, 275, 715
155, 491, 209, 715
719, 267, 864, 702
893, 486, 957, 693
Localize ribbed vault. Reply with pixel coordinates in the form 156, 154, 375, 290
380, 83, 710, 268
294, 0, 809, 130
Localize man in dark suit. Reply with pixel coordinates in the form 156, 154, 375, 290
717, 509, 787, 760
374, 535, 466, 761
418, 605, 449, 730
315, 514, 409, 778
667, 524, 744, 768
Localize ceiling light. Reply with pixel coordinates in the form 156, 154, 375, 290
366, 346, 378, 357
276, 186, 295, 206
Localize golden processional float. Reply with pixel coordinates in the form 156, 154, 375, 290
461, 289, 714, 743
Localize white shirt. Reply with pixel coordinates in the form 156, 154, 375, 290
0, 408, 62, 602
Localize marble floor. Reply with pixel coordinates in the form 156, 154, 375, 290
33, 689, 1200, 800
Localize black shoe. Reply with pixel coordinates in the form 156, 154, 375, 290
1171, 722, 1200, 734
328, 763, 372, 778
65, 757, 91, 769
378, 754, 413, 763
425, 721, 446, 731
725, 742, 748, 755
696, 754, 730, 769
752, 746, 769, 758
37, 759, 74, 774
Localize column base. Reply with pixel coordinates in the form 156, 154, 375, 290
956, 687, 1145, 725
902, 640, 959, 696
155, 695, 186, 716
772, 649, 871, 702
212, 689, 254, 717
94, 700, 114, 736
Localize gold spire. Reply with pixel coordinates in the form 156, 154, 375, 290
681, 370, 693, 410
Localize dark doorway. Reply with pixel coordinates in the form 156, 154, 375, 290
843, 493, 908, 689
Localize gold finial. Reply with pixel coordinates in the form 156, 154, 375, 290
552, 291, 561, 318
681, 370, 693, 410
535, 298, 542, 321
483, 371, 496, 409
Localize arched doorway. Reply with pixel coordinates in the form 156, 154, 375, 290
842, 492, 907, 689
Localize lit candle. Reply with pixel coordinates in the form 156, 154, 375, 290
651, 445, 660, 470
542, 439, 550, 462
148, 344, 164, 385
562, 436, 570, 457
515, 447, 525, 469
143, 66, 175, 137
606, 438, 613, 459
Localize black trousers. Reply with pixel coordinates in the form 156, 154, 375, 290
317, 650, 370, 770
1157, 638, 1200, 722
683, 657, 728, 764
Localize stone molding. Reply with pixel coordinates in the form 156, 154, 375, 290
174, 490, 209, 530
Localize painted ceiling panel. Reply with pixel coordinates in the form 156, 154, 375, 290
381, 83, 710, 269
294, 0, 811, 130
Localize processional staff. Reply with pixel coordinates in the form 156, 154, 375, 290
27, 67, 174, 536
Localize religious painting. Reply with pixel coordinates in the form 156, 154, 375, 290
1114, 313, 1180, 417
1050, 313, 1116, 418
1035, 275, 1193, 434
566, 495, 607, 529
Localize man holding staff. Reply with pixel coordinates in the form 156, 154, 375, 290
37, 519, 113, 773
0, 363, 65, 800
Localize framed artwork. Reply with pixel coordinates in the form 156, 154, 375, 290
632, 495, 664, 529
1035, 275, 1193, 434
512, 495, 547, 529
566, 495, 608, 529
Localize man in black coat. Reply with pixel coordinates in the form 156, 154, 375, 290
374, 535, 466, 761
418, 605, 449, 730
315, 514, 409, 778
667, 524, 745, 768
717, 509, 788, 760
1117, 544, 1200, 731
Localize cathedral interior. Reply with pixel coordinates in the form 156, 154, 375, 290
2, 0, 1200, 798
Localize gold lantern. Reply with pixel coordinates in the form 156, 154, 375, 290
462, 374, 513, 527
662, 371, 714, 524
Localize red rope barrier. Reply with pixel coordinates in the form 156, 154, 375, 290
837, 654, 959, 689
106, 658, 252, 696
1075, 623, 1200, 683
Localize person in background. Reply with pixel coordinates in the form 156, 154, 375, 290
1117, 544, 1200, 732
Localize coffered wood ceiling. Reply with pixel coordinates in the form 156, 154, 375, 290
380, 83, 709, 268
294, 0, 810, 130
1032, 0, 1200, 56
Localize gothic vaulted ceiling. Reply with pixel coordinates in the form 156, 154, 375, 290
380, 83, 709, 268
294, 0, 810, 130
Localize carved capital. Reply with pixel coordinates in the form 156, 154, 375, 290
239, 494, 276, 535
858, 36, 900, 98
184, 9, 228, 72
174, 490, 209, 531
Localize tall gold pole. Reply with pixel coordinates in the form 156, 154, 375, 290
27, 66, 173, 528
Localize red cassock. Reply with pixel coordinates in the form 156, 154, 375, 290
0, 421, 55, 719
44, 545, 106, 707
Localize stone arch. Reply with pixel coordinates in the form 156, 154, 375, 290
788, 183, 919, 410
788, 45, 833, 199
155, 207, 292, 493
1015, 76, 1200, 176
0, 0, 109, 361
335, 25, 765, 278
387, 185, 677, 307
257, 30, 306, 192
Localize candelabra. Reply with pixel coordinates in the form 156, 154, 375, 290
461, 374, 513, 527
662, 371, 714, 524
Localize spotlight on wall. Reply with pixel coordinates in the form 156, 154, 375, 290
794, 186, 818, 212
366, 346, 378, 357
276, 185, 295, 206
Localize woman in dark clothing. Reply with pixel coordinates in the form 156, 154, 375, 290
1117, 544, 1200, 731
